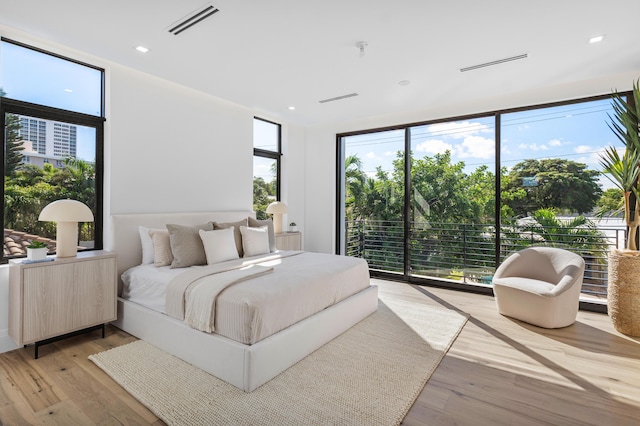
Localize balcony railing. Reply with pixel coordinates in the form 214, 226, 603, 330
346, 219, 625, 298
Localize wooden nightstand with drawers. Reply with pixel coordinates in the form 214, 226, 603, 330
9, 250, 117, 358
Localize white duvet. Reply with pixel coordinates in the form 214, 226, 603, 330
121, 251, 370, 344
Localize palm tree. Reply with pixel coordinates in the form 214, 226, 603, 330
525, 209, 605, 255
344, 154, 366, 220
599, 80, 640, 250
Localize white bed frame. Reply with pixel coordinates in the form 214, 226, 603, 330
107, 211, 378, 392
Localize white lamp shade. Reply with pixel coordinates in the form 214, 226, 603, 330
38, 199, 94, 258
266, 201, 288, 214
266, 201, 288, 234
39, 199, 94, 223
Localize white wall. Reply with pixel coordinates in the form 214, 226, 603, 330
303, 70, 640, 253
282, 124, 306, 246
107, 65, 254, 216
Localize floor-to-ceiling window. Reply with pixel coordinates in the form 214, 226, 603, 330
499, 98, 625, 302
253, 117, 281, 219
409, 117, 496, 284
338, 95, 626, 309
0, 39, 104, 261
341, 129, 405, 274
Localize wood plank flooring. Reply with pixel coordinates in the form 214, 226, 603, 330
0, 279, 638, 425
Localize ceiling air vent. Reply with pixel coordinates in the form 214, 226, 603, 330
318, 93, 359, 104
460, 53, 528, 72
168, 4, 219, 36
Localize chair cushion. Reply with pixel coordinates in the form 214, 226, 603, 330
493, 277, 555, 296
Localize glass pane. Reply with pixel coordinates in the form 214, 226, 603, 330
4, 112, 96, 258
253, 156, 277, 219
0, 40, 102, 116
409, 117, 496, 285
253, 119, 279, 152
500, 98, 623, 302
343, 130, 405, 274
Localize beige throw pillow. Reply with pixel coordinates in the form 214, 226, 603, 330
239, 226, 271, 257
199, 228, 240, 264
149, 229, 173, 267
248, 217, 276, 252
166, 223, 213, 268
211, 218, 247, 257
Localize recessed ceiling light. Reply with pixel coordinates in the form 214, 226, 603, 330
288, 106, 296, 110
589, 35, 605, 44
135, 45, 150, 53
398, 80, 410, 86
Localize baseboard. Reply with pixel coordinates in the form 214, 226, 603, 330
0, 329, 19, 353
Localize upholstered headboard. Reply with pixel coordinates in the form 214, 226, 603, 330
107, 211, 255, 289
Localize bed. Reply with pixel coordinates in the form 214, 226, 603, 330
107, 211, 378, 392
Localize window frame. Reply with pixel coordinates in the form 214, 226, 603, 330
0, 39, 105, 263
336, 92, 631, 313
253, 117, 282, 201
1, 37, 105, 117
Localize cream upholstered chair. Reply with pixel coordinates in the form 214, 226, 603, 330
492, 247, 585, 328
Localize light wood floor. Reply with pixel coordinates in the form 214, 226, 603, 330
0, 279, 638, 425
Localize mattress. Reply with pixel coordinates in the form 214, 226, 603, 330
121, 251, 370, 344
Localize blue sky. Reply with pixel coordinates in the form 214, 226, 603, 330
345, 98, 624, 191
1, 40, 101, 162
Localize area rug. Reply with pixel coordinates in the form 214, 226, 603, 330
89, 298, 468, 425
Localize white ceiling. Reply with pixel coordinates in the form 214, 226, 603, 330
1, 0, 640, 127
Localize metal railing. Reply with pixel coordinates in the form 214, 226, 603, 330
346, 219, 626, 297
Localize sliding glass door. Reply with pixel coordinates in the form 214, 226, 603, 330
409, 117, 496, 285
341, 129, 405, 274
338, 94, 627, 308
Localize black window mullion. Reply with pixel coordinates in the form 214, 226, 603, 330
494, 113, 501, 270
403, 128, 412, 278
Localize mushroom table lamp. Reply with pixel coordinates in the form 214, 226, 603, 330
266, 201, 288, 234
38, 199, 94, 258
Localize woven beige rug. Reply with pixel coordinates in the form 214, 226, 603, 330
90, 298, 467, 425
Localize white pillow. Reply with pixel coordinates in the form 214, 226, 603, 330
138, 226, 163, 265
199, 228, 240, 265
239, 226, 271, 257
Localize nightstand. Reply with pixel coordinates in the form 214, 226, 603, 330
275, 232, 302, 250
9, 250, 117, 358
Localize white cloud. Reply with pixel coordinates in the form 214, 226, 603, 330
548, 139, 563, 147
383, 151, 395, 157
518, 143, 548, 151
425, 121, 491, 140
365, 151, 378, 159
456, 136, 495, 159
415, 139, 453, 155
574, 145, 592, 154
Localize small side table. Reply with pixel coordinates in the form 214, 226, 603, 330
8, 250, 117, 358
275, 232, 302, 250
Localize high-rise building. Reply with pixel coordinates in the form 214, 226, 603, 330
18, 116, 77, 168
18, 116, 46, 154
53, 122, 77, 158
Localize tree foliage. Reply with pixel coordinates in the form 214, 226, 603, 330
252, 177, 273, 220
346, 150, 495, 224
502, 158, 602, 215
4, 159, 96, 241
595, 188, 624, 217
4, 113, 23, 177
344, 151, 609, 280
